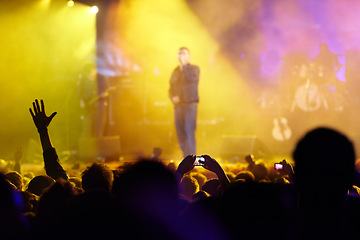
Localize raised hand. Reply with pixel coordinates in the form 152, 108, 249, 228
201, 155, 222, 174
29, 99, 57, 131
245, 154, 255, 165
202, 155, 230, 188
177, 155, 195, 174
278, 159, 294, 181
175, 155, 195, 183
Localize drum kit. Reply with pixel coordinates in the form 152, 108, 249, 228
289, 62, 337, 112
291, 77, 326, 112
270, 61, 343, 142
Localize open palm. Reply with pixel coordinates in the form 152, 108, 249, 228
29, 99, 57, 130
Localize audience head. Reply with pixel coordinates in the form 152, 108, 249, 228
112, 159, 180, 239
190, 172, 207, 188
112, 159, 178, 204
0, 173, 28, 238
58, 190, 126, 239
179, 175, 199, 200
34, 179, 79, 239
81, 162, 114, 192
293, 127, 355, 192
0, 173, 23, 215
192, 190, 210, 202
202, 179, 221, 197
166, 161, 177, 173
251, 162, 269, 181
4, 171, 23, 191
27, 175, 55, 197
235, 170, 255, 182
37, 179, 78, 215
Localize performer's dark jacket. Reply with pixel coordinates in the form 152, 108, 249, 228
169, 64, 200, 104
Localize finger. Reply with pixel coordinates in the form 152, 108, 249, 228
49, 112, 57, 121
41, 99, 45, 113
35, 99, 40, 113
32, 102, 38, 114
201, 155, 211, 161
29, 108, 35, 118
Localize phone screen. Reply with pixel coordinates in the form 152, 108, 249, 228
194, 156, 205, 166
274, 163, 283, 170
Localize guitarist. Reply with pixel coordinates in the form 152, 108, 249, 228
77, 63, 114, 138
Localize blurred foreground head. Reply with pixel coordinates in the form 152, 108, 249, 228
293, 127, 355, 191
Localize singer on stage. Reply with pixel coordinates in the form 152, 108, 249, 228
169, 47, 200, 157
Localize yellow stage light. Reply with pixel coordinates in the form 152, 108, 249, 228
89, 6, 98, 14
39, 0, 51, 9
67, 0, 74, 7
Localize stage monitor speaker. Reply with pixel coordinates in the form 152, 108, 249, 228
220, 135, 271, 162
78, 136, 121, 161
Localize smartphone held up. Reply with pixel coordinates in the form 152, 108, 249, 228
274, 163, 283, 170
194, 156, 206, 166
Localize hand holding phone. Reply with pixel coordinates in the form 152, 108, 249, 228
274, 159, 295, 182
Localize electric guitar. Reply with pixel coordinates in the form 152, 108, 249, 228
272, 117, 292, 141
80, 86, 117, 109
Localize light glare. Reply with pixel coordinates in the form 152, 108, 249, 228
67, 0, 74, 7
39, 0, 51, 9
89, 6, 99, 14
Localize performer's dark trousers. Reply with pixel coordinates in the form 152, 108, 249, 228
174, 103, 197, 157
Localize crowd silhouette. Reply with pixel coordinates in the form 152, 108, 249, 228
0, 99, 360, 240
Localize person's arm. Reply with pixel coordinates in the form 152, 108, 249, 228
169, 68, 180, 104
181, 64, 200, 82
175, 155, 195, 183
277, 159, 294, 183
29, 99, 68, 180
201, 155, 230, 189
245, 154, 256, 171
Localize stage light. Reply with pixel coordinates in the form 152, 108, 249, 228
39, 0, 51, 9
67, 0, 74, 7
89, 5, 98, 14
